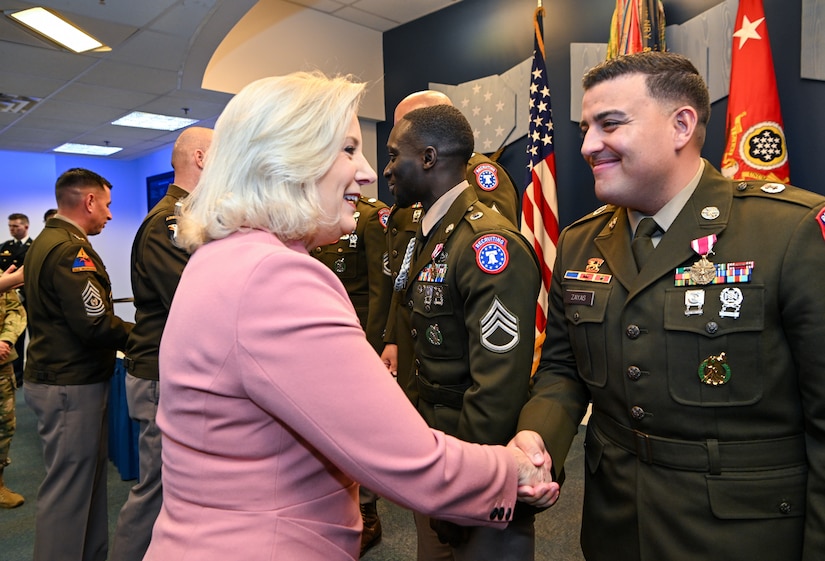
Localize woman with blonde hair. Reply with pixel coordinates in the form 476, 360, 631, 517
143, 72, 557, 561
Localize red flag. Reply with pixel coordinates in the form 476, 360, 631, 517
721, 0, 789, 183
521, 6, 559, 361
607, 0, 666, 58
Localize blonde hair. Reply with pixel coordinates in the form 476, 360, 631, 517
175, 71, 366, 252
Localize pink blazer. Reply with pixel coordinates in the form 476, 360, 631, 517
144, 230, 518, 561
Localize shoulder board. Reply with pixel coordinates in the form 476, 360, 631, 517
732, 181, 825, 209
358, 196, 389, 210
568, 204, 618, 228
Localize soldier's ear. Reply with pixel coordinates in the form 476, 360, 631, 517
422, 146, 437, 169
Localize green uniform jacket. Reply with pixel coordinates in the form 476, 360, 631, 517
0, 290, 26, 366
385, 204, 424, 404
24, 218, 132, 385
518, 163, 825, 560
405, 187, 539, 446
125, 184, 191, 380
312, 197, 392, 354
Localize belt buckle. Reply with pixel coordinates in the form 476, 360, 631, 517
633, 430, 653, 464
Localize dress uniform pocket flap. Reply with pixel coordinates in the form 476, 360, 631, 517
664, 285, 764, 337
706, 465, 806, 520
562, 282, 611, 325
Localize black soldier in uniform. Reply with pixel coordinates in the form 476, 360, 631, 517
24, 168, 133, 561
386, 104, 540, 561
381, 90, 522, 406
110, 127, 213, 561
311, 194, 392, 555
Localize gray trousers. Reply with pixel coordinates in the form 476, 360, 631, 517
110, 375, 162, 561
414, 509, 535, 561
24, 381, 109, 561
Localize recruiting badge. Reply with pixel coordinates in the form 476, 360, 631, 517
473, 163, 499, 191
378, 207, 390, 230
473, 235, 509, 274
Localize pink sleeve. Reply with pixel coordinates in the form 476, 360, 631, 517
236, 251, 518, 527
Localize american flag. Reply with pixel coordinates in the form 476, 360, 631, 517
520, 5, 559, 350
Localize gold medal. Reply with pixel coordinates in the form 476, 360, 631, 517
689, 255, 716, 285
698, 352, 731, 385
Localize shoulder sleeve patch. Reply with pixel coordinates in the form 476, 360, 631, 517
473, 234, 509, 274
72, 248, 97, 272
817, 207, 825, 243
378, 207, 390, 230
473, 163, 499, 192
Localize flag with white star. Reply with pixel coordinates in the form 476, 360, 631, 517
520, 5, 559, 348
721, 0, 790, 183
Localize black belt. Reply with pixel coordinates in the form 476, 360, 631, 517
416, 375, 469, 410
591, 412, 806, 474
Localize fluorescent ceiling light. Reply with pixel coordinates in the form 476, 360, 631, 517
7, 7, 106, 53
54, 143, 123, 156
112, 111, 199, 131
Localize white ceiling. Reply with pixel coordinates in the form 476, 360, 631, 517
0, 0, 461, 159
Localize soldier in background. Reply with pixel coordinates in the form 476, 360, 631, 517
24, 168, 133, 561
386, 104, 540, 560
110, 127, 213, 561
382, 90, 522, 406
0, 286, 26, 508
0, 213, 32, 385
311, 194, 392, 556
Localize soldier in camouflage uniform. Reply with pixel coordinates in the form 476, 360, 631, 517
0, 287, 26, 508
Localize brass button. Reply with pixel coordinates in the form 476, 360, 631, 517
410, 329, 417, 339
627, 366, 642, 381
705, 321, 719, 334
630, 406, 646, 420
626, 325, 641, 339
779, 501, 792, 515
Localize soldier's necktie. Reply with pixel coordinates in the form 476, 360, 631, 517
631, 217, 660, 271
393, 237, 416, 291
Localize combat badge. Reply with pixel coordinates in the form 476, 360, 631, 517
480, 297, 519, 353
82, 280, 106, 317
473, 235, 509, 274
473, 163, 499, 191
72, 248, 97, 272
698, 352, 731, 385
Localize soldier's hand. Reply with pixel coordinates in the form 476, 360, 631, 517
380, 344, 398, 377
508, 430, 560, 508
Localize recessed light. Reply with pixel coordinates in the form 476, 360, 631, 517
6, 7, 107, 53
112, 111, 199, 131
54, 143, 123, 156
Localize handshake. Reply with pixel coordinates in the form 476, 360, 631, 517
507, 430, 560, 509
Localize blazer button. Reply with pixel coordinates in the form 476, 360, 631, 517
627, 366, 642, 381
778, 501, 792, 515
626, 325, 641, 339
392, 249, 399, 257
392, 228, 399, 235
408, 300, 414, 309
705, 321, 719, 335
410, 329, 417, 339
630, 406, 646, 420
737, 182, 748, 191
